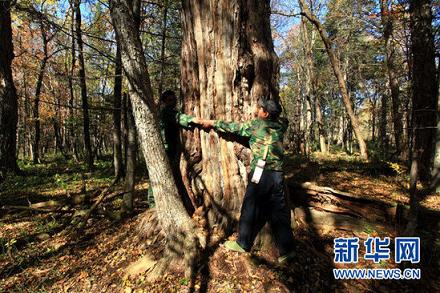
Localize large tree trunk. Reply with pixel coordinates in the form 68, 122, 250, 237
109, 0, 201, 275
299, 0, 368, 160
180, 0, 279, 227
74, 0, 94, 171
113, 38, 124, 180
380, 0, 404, 159
0, 0, 19, 179
409, 0, 438, 183
406, 0, 438, 234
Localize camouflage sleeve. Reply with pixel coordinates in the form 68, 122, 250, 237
213, 120, 253, 137
175, 112, 194, 127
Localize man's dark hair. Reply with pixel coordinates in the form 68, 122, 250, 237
258, 96, 282, 119
160, 90, 176, 102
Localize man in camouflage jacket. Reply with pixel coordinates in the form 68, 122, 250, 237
195, 97, 295, 263
159, 90, 195, 160
148, 90, 195, 208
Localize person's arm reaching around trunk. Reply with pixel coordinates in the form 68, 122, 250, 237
194, 119, 253, 138
175, 112, 195, 127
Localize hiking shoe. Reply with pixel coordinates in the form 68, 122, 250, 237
278, 251, 296, 264
224, 240, 246, 253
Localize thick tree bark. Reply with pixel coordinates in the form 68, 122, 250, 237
406, 0, 438, 233
380, 0, 404, 159
409, 0, 438, 183
0, 0, 19, 178
113, 38, 124, 180
74, 0, 94, 171
181, 0, 280, 227
299, 0, 368, 160
110, 0, 201, 273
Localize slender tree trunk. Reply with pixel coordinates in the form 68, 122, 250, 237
431, 97, 439, 193
74, 0, 94, 171
53, 119, 63, 154
0, 0, 19, 179
305, 95, 313, 155
280, 70, 299, 153
68, 1, 78, 160
380, 94, 389, 154
371, 96, 377, 142
299, 0, 368, 160
32, 23, 48, 164
295, 66, 305, 154
113, 39, 124, 180
380, 0, 404, 159
110, 0, 201, 274
22, 58, 31, 160
123, 96, 136, 213
301, 18, 327, 154
315, 97, 327, 153
301, 19, 313, 155
158, 0, 168, 96
337, 115, 344, 148
121, 90, 128, 166
50, 80, 67, 157
406, 0, 439, 234
302, 18, 327, 154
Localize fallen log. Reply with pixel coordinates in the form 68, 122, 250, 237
1, 205, 73, 214
75, 180, 117, 229
29, 200, 65, 209
288, 182, 400, 233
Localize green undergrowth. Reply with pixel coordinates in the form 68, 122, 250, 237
1, 156, 114, 197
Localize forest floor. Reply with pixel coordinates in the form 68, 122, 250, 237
0, 153, 439, 292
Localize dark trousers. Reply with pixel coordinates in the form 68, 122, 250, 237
237, 169, 294, 256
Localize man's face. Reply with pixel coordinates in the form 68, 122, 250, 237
256, 105, 269, 119
164, 94, 177, 107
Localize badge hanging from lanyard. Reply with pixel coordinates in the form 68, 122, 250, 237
251, 144, 269, 184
